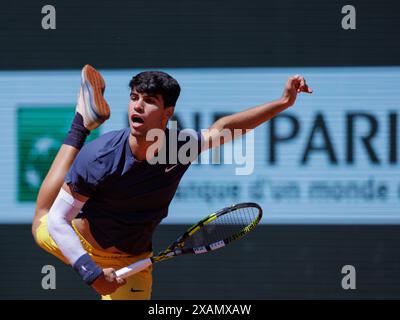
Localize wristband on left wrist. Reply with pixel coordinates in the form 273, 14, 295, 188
72, 253, 103, 285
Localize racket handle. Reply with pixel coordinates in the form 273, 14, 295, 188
115, 258, 153, 279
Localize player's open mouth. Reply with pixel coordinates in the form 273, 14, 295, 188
131, 114, 145, 126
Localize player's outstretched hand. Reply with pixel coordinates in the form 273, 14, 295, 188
91, 268, 127, 295
281, 75, 313, 107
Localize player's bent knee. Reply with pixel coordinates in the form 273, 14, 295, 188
32, 212, 44, 244
32, 214, 57, 252
32, 219, 49, 251
31, 213, 70, 264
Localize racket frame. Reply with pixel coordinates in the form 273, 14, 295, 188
115, 202, 262, 278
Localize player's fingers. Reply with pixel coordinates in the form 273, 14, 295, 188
290, 75, 300, 82
116, 277, 127, 285
103, 268, 118, 281
290, 78, 300, 91
297, 78, 305, 92
297, 77, 312, 93
289, 75, 299, 84
301, 84, 313, 94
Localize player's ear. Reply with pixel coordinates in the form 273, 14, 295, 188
164, 106, 174, 120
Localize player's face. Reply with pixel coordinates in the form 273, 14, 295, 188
128, 89, 174, 138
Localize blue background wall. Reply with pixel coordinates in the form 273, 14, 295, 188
1, 67, 399, 224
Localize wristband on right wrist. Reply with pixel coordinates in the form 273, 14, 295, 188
72, 253, 103, 285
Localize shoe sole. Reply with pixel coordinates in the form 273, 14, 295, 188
81, 65, 110, 124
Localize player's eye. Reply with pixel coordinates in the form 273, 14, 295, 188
130, 94, 138, 101
146, 98, 156, 104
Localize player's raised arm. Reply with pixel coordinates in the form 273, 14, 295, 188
201, 75, 313, 150
47, 183, 126, 295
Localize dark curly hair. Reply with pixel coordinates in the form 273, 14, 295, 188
129, 71, 181, 108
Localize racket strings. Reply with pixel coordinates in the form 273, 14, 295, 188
183, 206, 259, 249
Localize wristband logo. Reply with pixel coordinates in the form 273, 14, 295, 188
17, 106, 99, 202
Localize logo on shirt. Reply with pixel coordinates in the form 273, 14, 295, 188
165, 164, 178, 173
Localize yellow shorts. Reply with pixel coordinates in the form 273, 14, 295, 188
35, 215, 153, 300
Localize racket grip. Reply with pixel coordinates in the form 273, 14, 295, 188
115, 258, 153, 279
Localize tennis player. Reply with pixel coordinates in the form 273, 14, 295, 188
32, 65, 312, 299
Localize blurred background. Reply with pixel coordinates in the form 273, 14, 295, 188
0, 0, 399, 299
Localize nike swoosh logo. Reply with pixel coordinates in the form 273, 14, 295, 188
130, 288, 144, 292
165, 164, 178, 173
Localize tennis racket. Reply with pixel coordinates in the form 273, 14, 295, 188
115, 202, 262, 279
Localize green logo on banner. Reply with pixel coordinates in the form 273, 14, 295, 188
17, 107, 99, 202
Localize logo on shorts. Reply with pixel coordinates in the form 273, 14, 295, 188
130, 288, 144, 293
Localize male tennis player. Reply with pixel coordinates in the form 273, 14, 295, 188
32, 65, 312, 299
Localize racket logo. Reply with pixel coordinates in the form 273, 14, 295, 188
210, 240, 226, 251
193, 246, 207, 254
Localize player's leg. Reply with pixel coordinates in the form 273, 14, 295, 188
32, 65, 110, 244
